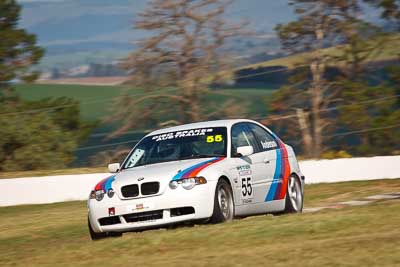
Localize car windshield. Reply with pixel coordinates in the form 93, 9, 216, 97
122, 127, 227, 169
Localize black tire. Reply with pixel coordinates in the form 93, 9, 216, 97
88, 217, 122, 241
284, 175, 303, 213
210, 179, 234, 223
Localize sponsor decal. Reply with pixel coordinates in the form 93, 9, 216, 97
126, 202, 154, 212
243, 199, 253, 204
236, 165, 251, 171
261, 140, 278, 150
237, 165, 252, 176
152, 128, 214, 141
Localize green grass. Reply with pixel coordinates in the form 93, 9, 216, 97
15, 84, 274, 122
15, 83, 128, 121
0, 179, 399, 266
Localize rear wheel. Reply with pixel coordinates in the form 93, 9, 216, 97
210, 179, 234, 223
284, 175, 303, 213
88, 217, 122, 241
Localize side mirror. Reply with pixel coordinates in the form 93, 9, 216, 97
108, 163, 120, 173
236, 146, 254, 157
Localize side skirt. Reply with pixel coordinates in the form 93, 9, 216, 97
234, 199, 285, 216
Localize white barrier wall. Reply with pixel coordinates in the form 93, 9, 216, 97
300, 156, 400, 184
1, 156, 400, 207
0, 173, 110, 207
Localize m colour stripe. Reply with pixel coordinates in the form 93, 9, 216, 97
265, 148, 282, 201
172, 157, 225, 180
265, 140, 291, 201
94, 175, 115, 191
275, 141, 291, 200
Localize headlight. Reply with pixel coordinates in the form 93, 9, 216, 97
95, 189, 105, 201
181, 178, 196, 190
107, 188, 115, 198
169, 177, 207, 190
169, 180, 179, 189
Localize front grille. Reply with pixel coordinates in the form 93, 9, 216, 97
141, 182, 160, 195
123, 210, 163, 223
121, 184, 139, 198
99, 216, 121, 226
170, 206, 195, 217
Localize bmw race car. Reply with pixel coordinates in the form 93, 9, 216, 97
88, 119, 305, 240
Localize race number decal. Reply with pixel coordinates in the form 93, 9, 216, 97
241, 177, 253, 200
237, 165, 253, 202
206, 134, 223, 143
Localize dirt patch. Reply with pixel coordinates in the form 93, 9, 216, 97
37, 76, 128, 86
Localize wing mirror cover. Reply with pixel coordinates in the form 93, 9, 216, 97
236, 146, 254, 157
108, 163, 120, 173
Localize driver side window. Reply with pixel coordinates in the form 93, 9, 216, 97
231, 123, 258, 157
247, 123, 278, 151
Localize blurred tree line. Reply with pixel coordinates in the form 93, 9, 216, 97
108, 0, 247, 136
268, 0, 400, 158
0, 0, 95, 171
2, 0, 400, 172
104, 0, 400, 161
109, 0, 399, 159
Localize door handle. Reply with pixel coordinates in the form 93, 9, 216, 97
263, 158, 270, 164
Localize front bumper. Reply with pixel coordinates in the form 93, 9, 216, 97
88, 180, 217, 233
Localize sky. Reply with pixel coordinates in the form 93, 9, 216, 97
17, 0, 293, 45
14, 0, 297, 69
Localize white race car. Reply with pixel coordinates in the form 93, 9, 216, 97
88, 119, 305, 240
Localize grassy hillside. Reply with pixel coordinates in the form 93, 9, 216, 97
14, 83, 275, 165
15, 83, 127, 121
15, 84, 274, 122
0, 179, 399, 266
242, 34, 400, 71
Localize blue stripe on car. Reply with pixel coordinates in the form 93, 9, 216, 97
104, 175, 115, 191
172, 157, 219, 180
265, 148, 282, 201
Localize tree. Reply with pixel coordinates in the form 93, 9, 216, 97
273, 0, 355, 157
0, 0, 44, 100
271, 0, 386, 158
110, 0, 244, 135
331, 14, 400, 155
0, 1, 96, 171
365, 0, 400, 102
0, 98, 96, 171
23, 97, 97, 143
365, 0, 400, 29
271, 0, 400, 158
338, 81, 400, 155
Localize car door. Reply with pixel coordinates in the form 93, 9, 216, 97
246, 123, 280, 203
230, 123, 268, 207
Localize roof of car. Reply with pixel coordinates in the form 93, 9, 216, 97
147, 119, 258, 136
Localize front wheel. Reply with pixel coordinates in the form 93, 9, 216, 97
284, 175, 303, 213
210, 179, 234, 223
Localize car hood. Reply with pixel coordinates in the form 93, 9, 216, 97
112, 157, 223, 199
